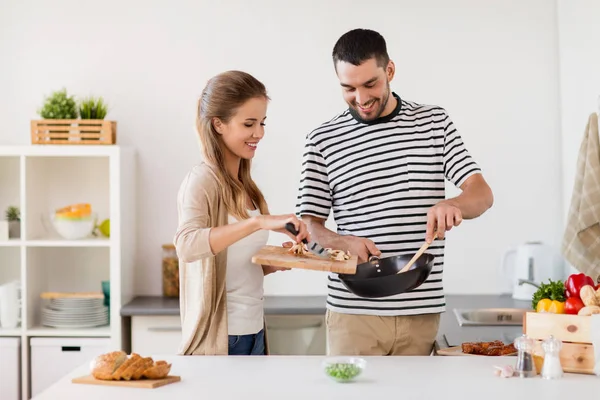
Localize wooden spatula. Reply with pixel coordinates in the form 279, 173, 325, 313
396, 232, 437, 274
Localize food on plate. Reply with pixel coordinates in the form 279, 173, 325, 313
578, 305, 600, 316
531, 279, 566, 313
461, 341, 517, 356
90, 351, 172, 381
287, 243, 351, 261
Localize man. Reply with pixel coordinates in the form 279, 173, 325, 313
295, 28, 494, 356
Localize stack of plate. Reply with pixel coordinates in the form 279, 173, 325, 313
41, 298, 109, 329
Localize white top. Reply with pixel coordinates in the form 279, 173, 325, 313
35, 355, 598, 400
226, 209, 269, 335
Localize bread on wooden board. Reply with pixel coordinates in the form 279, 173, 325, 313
90, 351, 172, 381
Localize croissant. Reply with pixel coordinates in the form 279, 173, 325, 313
90, 351, 172, 381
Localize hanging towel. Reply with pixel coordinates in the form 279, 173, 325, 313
562, 112, 600, 280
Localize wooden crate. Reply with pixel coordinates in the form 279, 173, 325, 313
524, 312, 595, 375
31, 119, 116, 145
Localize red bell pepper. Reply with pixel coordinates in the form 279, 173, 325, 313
565, 297, 585, 314
565, 273, 595, 299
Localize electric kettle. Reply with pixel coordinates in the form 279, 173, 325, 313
501, 242, 563, 301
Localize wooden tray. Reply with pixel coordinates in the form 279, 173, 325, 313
436, 346, 517, 357
31, 119, 116, 145
252, 245, 358, 274
72, 375, 180, 389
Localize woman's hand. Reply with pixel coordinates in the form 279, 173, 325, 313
255, 214, 310, 243
262, 265, 291, 275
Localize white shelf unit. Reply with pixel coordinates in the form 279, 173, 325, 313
0, 145, 136, 400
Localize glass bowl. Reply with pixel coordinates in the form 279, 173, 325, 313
322, 357, 366, 383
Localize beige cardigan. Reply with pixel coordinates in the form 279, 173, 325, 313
173, 162, 269, 355
562, 113, 600, 279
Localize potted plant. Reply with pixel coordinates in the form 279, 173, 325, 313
78, 96, 109, 141
5, 206, 20, 239
35, 88, 78, 142
79, 96, 109, 120
30, 89, 116, 145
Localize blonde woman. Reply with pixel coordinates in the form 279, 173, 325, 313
174, 71, 309, 356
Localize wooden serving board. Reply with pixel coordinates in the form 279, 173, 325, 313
436, 346, 517, 357
72, 375, 181, 388
252, 245, 358, 274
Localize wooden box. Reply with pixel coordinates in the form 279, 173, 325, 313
31, 120, 116, 145
524, 312, 595, 375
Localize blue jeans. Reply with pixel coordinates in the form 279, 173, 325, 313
228, 329, 265, 355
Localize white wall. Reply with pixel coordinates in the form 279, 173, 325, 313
557, 0, 600, 226
0, 0, 565, 295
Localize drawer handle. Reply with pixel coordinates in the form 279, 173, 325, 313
147, 327, 181, 332
61, 346, 81, 352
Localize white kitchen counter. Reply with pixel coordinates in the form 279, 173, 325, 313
34, 355, 597, 399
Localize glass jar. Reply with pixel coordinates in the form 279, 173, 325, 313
162, 244, 179, 297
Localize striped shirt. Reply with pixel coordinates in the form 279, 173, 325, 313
296, 93, 481, 316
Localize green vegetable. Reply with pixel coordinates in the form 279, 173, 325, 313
531, 279, 566, 310
325, 363, 361, 381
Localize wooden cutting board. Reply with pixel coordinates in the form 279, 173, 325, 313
436, 346, 517, 357
72, 375, 181, 388
252, 245, 358, 274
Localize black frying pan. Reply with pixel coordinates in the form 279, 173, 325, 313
337, 253, 435, 298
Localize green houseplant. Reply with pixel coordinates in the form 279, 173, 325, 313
78, 96, 109, 141
79, 96, 109, 119
5, 206, 20, 239
37, 88, 78, 141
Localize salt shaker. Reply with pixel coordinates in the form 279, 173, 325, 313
541, 335, 563, 379
514, 334, 536, 378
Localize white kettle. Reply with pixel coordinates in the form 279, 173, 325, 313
502, 242, 563, 301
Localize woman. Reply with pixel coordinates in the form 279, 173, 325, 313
173, 70, 309, 356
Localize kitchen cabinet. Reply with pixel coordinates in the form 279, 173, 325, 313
265, 315, 325, 355
131, 315, 182, 355
30, 337, 110, 397
130, 314, 326, 355
0, 145, 136, 399
0, 337, 20, 400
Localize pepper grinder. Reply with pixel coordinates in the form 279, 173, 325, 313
541, 335, 563, 379
514, 334, 536, 378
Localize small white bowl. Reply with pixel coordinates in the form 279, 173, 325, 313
51, 213, 96, 240
322, 357, 366, 383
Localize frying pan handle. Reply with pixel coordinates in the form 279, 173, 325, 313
284, 222, 308, 244
368, 255, 380, 266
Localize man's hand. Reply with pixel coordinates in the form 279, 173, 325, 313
426, 200, 462, 243
283, 237, 380, 264
344, 236, 381, 263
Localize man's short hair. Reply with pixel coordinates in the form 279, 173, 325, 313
332, 28, 390, 69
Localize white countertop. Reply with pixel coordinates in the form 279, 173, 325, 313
34, 355, 598, 399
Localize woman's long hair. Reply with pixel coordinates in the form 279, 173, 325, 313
196, 70, 269, 219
